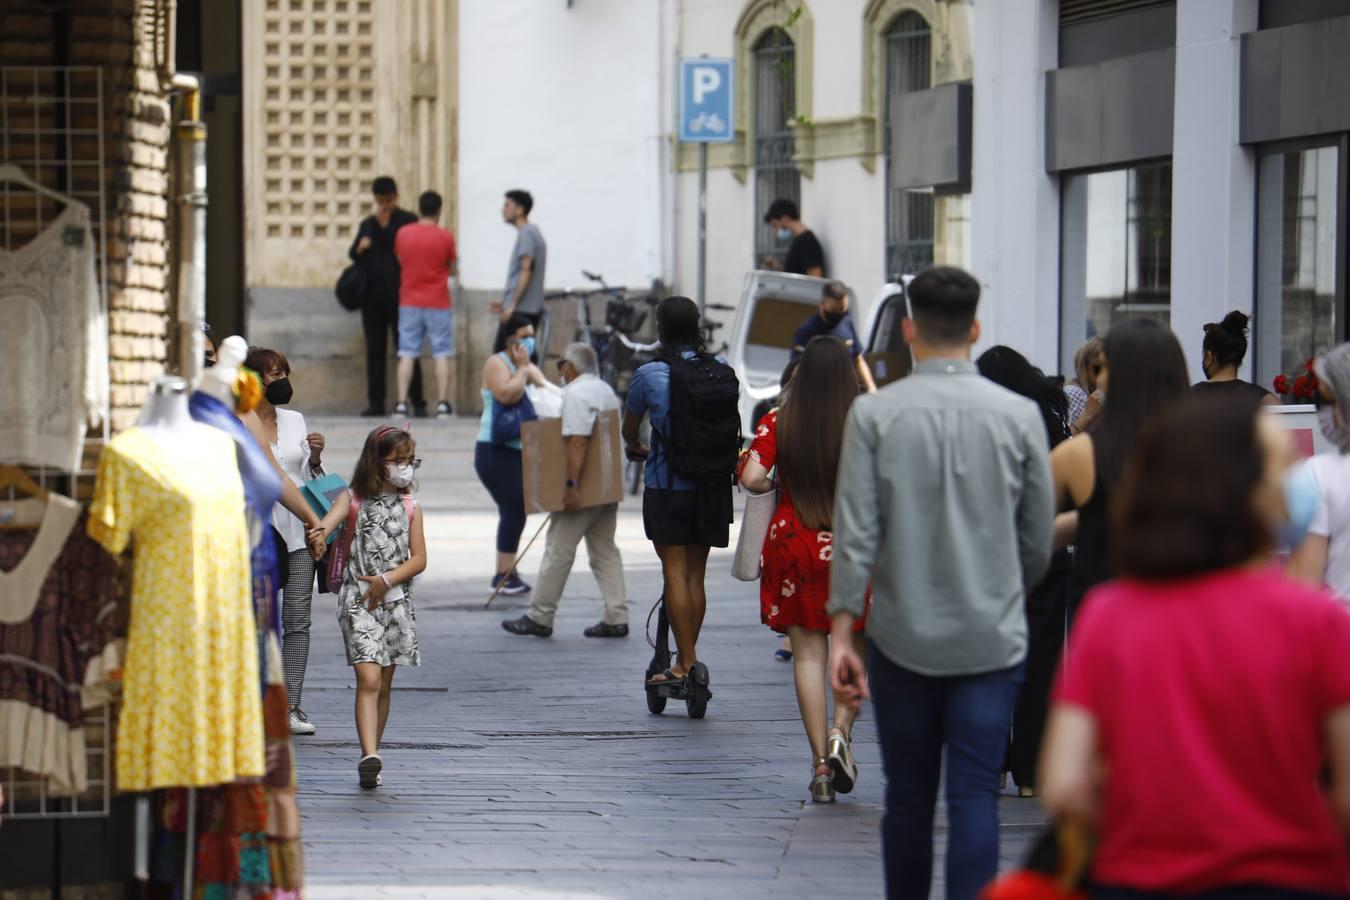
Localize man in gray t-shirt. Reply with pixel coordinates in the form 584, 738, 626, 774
494, 189, 547, 325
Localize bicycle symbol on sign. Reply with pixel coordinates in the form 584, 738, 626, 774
688, 111, 727, 135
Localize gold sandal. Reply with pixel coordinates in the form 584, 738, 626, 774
827, 722, 858, 794
810, 757, 836, 803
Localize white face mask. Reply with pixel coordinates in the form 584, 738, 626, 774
386, 463, 415, 489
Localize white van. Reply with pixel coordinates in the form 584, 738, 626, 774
724, 270, 913, 432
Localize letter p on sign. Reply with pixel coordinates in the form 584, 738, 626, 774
692, 67, 721, 104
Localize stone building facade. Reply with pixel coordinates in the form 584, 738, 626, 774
242, 0, 461, 413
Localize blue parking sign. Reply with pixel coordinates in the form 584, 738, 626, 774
679, 58, 734, 143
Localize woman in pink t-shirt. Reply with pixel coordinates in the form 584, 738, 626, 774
1041, 397, 1350, 899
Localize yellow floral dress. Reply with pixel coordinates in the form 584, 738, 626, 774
88, 425, 264, 791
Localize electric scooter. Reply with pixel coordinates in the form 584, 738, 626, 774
643, 595, 711, 718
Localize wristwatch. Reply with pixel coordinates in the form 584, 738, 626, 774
565, 479, 578, 488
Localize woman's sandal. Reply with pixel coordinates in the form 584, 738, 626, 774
827, 721, 858, 795
646, 668, 687, 687
810, 757, 836, 803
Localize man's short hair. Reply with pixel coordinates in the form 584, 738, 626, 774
562, 342, 598, 375
418, 190, 442, 218
907, 267, 981, 346
763, 198, 800, 223
505, 189, 534, 215
372, 176, 397, 197
822, 281, 848, 303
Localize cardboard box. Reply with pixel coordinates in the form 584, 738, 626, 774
521, 409, 623, 514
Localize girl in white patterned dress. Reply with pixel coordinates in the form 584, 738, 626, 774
319, 425, 427, 789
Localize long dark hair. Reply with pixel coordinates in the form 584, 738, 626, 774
1096, 318, 1190, 487
657, 296, 705, 354
351, 425, 415, 499
977, 345, 1070, 448
777, 337, 859, 531
1115, 397, 1269, 579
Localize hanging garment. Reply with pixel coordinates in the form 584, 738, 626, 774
88, 425, 264, 791
0, 201, 107, 474
0, 494, 125, 794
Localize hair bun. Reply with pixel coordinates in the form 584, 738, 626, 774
1220, 310, 1250, 335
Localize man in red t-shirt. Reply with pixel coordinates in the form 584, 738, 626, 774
393, 191, 457, 418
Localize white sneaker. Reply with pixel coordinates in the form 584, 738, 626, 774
288, 708, 316, 735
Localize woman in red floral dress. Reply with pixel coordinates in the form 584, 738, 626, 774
738, 336, 866, 803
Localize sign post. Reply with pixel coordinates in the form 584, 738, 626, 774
678, 57, 733, 315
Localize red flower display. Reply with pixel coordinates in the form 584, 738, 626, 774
1273, 358, 1319, 401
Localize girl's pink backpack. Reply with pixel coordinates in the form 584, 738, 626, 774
327, 491, 417, 586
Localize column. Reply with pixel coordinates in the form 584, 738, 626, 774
1169, 0, 1259, 378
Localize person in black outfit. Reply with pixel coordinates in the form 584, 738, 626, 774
349, 176, 425, 417
1051, 319, 1191, 624
977, 345, 1072, 798
764, 198, 826, 277
1193, 310, 1277, 408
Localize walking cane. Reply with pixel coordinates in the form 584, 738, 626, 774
484, 514, 552, 608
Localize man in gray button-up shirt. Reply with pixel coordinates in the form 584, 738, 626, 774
826, 267, 1053, 900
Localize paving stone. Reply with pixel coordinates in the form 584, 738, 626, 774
293, 416, 1046, 898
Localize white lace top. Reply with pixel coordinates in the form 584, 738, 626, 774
0, 201, 106, 473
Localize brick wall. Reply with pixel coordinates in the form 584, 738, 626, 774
1, 0, 176, 433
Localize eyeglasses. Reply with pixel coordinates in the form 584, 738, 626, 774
387, 457, 422, 469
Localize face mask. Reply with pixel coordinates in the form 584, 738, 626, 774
776, 227, 792, 242
386, 463, 415, 489
264, 377, 293, 406
821, 310, 846, 328
1275, 462, 1320, 550
520, 336, 537, 358
1318, 405, 1350, 451
203, 357, 216, 369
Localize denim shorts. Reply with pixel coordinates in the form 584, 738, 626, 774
398, 306, 454, 358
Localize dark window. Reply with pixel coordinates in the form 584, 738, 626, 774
753, 28, 800, 269
883, 12, 934, 279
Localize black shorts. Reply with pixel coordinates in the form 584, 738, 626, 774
642, 486, 732, 548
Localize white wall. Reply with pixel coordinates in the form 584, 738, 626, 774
672, 0, 890, 328
969, 0, 1060, 373
458, 0, 667, 295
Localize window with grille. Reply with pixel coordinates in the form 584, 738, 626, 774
883, 12, 934, 279
753, 28, 800, 269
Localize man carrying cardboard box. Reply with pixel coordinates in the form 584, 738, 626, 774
502, 344, 629, 638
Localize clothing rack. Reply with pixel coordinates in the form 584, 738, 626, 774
0, 65, 113, 900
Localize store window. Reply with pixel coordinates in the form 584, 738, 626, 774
883, 12, 934, 279
1255, 145, 1341, 394
1060, 161, 1173, 370
753, 27, 800, 269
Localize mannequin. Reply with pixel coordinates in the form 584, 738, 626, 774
196, 335, 248, 408
137, 376, 201, 442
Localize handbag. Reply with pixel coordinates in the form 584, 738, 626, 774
335, 262, 367, 311
300, 473, 347, 546
732, 486, 776, 582
491, 390, 538, 445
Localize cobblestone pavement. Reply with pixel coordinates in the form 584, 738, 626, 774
294, 415, 1046, 899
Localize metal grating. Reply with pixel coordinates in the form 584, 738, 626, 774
1060, 0, 1173, 25
0, 65, 112, 820
753, 27, 801, 269
883, 12, 935, 279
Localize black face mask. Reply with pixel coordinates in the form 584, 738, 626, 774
821, 310, 846, 328
203, 357, 216, 369
265, 377, 294, 406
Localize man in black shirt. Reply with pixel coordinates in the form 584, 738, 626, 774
764, 198, 826, 277
349, 176, 426, 417
791, 281, 877, 392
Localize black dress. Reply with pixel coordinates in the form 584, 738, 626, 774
1067, 437, 1112, 621
1192, 378, 1273, 408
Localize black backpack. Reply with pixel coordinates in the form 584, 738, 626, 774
663, 351, 741, 482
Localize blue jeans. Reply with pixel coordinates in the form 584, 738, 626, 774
869, 645, 1024, 900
